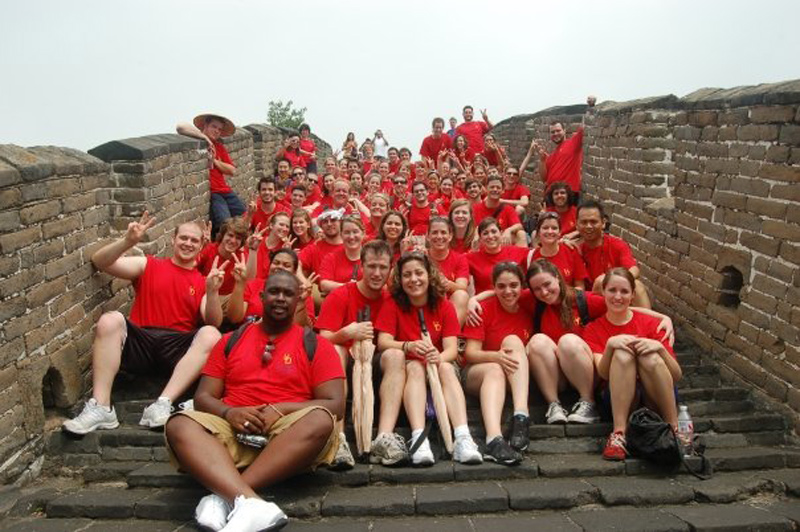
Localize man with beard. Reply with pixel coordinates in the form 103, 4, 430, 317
455, 105, 493, 155
166, 271, 344, 531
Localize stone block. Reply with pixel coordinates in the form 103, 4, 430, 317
504, 478, 596, 510
665, 503, 792, 531
536, 453, 624, 478
0, 226, 41, 254
739, 231, 780, 257
760, 163, 800, 182
46, 488, 149, 519
762, 219, 800, 241
737, 124, 779, 142
472, 514, 581, 532
322, 486, 414, 517
779, 124, 800, 145
569, 508, 690, 532
416, 482, 507, 515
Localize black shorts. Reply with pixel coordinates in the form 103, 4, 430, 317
120, 319, 199, 376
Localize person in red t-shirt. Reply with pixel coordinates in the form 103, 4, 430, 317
318, 216, 365, 296
455, 105, 493, 154
544, 181, 579, 239
577, 200, 651, 308
247, 177, 291, 231
464, 179, 483, 207
255, 212, 294, 279
420, 117, 453, 162
177, 114, 245, 237
436, 175, 462, 214
317, 241, 393, 468
408, 181, 446, 236
448, 199, 477, 254
374, 253, 482, 466
311, 179, 369, 226
290, 208, 315, 253
275, 132, 304, 169
298, 123, 317, 174
300, 209, 343, 275
499, 166, 530, 219
227, 248, 316, 328
377, 210, 409, 261
462, 263, 533, 464
482, 133, 506, 170
365, 192, 389, 240
526, 212, 586, 289
165, 270, 345, 529
427, 217, 470, 325
63, 214, 224, 436
452, 135, 475, 167
196, 216, 257, 306
386, 147, 401, 174
582, 268, 681, 461
466, 218, 529, 294
472, 176, 525, 246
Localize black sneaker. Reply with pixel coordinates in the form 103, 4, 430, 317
509, 413, 530, 451
483, 436, 522, 466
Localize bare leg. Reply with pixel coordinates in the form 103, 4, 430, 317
608, 348, 637, 434
502, 336, 529, 414
557, 334, 596, 402
450, 290, 469, 327
633, 282, 652, 309
161, 326, 221, 400
465, 363, 505, 440
403, 361, 427, 432
637, 353, 677, 427
526, 334, 561, 404
377, 349, 406, 434
438, 362, 467, 427
91, 311, 127, 406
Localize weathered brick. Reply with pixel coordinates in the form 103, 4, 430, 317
45, 178, 81, 198
19, 200, 62, 225
711, 190, 747, 210
743, 288, 778, 314
739, 231, 780, 256
737, 124, 779, 142
26, 277, 68, 308
0, 265, 45, 299
772, 183, 800, 201
44, 251, 82, 280
30, 239, 65, 263
765, 145, 791, 163
723, 209, 762, 231
2, 306, 49, 341
746, 197, 786, 219
41, 214, 82, 239
759, 163, 800, 182
62, 192, 96, 213
0, 226, 42, 254
750, 105, 796, 123
779, 241, 800, 263
24, 315, 66, 352
82, 207, 108, 228
779, 124, 800, 145
0, 188, 22, 210
762, 219, 800, 241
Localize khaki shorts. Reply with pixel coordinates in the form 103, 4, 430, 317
166, 406, 338, 471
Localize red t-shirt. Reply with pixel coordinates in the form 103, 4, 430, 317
129, 256, 206, 332
250, 201, 290, 231
466, 246, 529, 294
538, 290, 606, 342
203, 324, 343, 406
530, 245, 587, 289
547, 205, 577, 235
306, 185, 323, 205
583, 310, 675, 361
431, 250, 469, 288
283, 149, 304, 169
316, 283, 389, 348
241, 277, 315, 325
502, 183, 530, 202
419, 134, 453, 161
299, 239, 343, 276
472, 201, 521, 230
375, 298, 460, 357
408, 203, 446, 235
196, 243, 247, 296
580, 234, 637, 283
256, 240, 288, 279
545, 127, 584, 192
209, 141, 233, 194
299, 138, 316, 168
455, 121, 490, 153
484, 146, 505, 168
451, 235, 474, 255
461, 292, 536, 351
318, 247, 362, 284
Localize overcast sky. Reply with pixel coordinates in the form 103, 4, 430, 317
1, 0, 798, 154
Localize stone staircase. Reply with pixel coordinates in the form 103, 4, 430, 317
2, 334, 800, 531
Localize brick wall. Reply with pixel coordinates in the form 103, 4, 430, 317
493, 80, 800, 429
0, 124, 331, 483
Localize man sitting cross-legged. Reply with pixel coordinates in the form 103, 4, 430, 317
316, 240, 393, 469
62, 213, 224, 434
165, 270, 345, 532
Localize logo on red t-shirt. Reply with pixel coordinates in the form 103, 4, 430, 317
189, 286, 196, 296
283, 353, 293, 365
433, 321, 442, 332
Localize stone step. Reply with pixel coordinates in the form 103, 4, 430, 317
38, 471, 800, 524
120, 444, 800, 491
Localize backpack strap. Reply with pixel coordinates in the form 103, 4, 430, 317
224, 318, 258, 358
350, 263, 360, 281
532, 299, 546, 334
303, 326, 317, 362
575, 290, 591, 327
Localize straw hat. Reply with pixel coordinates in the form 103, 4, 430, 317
193, 113, 236, 137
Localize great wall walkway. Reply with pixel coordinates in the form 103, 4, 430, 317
1, 332, 799, 531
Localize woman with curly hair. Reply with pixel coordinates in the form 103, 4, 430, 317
377, 210, 409, 261
375, 253, 482, 466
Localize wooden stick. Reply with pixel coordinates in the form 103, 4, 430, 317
361, 335, 375, 453
351, 309, 364, 455
418, 308, 454, 454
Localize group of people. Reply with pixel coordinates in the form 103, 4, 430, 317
61, 102, 682, 532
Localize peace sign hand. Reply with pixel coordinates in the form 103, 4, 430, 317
247, 224, 267, 251
481, 108, 489, 121
125, 211, 156, 245
231, 251, 248, 284
206, 256, 229, 293
282, 236, 297, 249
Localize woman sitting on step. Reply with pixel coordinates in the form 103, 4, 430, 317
583, 267, 682, 461
461, 262, 534, 465
374, 253, 483, 467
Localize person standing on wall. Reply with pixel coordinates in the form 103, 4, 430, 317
455, 105, 493, 155
176, 114, 246, 237
533, 95, 597, 195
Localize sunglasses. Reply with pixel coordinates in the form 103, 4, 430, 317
292, 172, 304, 177
262, 340, 275, 365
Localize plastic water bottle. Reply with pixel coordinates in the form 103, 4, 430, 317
677, 405, 694, 457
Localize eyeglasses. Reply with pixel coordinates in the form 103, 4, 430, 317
292, 172, 304, 177
505, 171, 518, 176
262, 340, 275, 365
395, 180, 407, 185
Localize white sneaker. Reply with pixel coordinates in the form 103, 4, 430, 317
567, 400, 600, 424
453, 436, 483, 465
328, 433, 355, 471
179, 399, 195, 412
409, 435, 435, 467
195, 494, 231, 531
370, 433, 409, 466
545, 401, 568, 424
139, 397, 174, 428
62, 398, 119, 435
220, 495, 287, 532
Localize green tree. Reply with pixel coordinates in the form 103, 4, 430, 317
267, 99, 307, 130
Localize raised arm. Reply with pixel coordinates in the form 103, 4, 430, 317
91, 211, 153, 280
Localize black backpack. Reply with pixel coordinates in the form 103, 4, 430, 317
224, 319, 318, 361
533, 289, 591, 334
